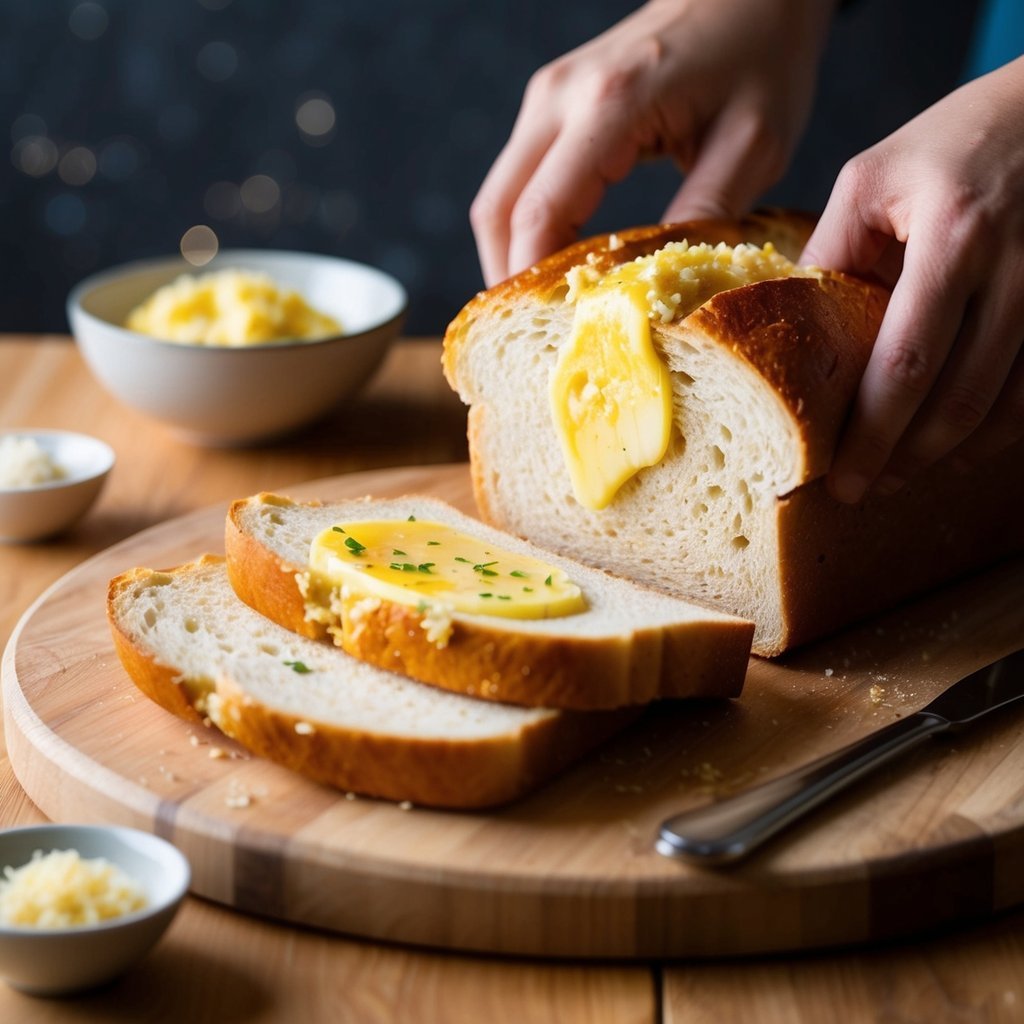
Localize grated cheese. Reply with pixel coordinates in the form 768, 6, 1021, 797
0, 436, 66, 488
0, 849, 146, 928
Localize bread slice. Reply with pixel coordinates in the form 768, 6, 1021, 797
443, 210, 1024, 655
107, 555, 634, 809
224, 493, 753, 709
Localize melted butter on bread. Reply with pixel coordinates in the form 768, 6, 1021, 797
309, 519, 587, 620
553, 241, 819, 510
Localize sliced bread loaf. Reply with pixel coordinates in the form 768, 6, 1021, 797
224, 493, 753, 709
107, 555, 633, 808
443, 212, 1024, 655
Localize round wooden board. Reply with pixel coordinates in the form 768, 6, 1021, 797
4, 463, 1024, 959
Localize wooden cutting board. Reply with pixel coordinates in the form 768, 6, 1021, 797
4, 464, 1024, 959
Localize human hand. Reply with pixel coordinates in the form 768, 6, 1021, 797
802, 57, 1024, 504
471, 0, 837, 285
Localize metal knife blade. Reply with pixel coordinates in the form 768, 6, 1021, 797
656, 647, 1024, 865
917, 647, 1024, 726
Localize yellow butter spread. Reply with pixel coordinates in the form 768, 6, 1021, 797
309, 519, 587, 620
552, 241, 817, 509
126, 269, 341, 346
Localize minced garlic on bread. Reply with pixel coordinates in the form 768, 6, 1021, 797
224, 493, 753, 710
107, 556, 633, 809
443, 210, 1024, 655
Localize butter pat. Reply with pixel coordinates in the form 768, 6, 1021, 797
550, 279, 673, 510
309, 519, 587, 620
126, 269, 341, 346
554, 241, 818, 509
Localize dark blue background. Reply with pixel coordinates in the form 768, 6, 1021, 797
2, 0, 982, 336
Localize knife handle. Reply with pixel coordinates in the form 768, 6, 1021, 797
656, 711, 948, 865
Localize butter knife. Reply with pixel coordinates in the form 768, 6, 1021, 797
656, 648, 1024, 866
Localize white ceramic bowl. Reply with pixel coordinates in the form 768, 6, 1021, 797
0, 824, 190, 995
0, 429, 115, 543
67, 249, 407, 445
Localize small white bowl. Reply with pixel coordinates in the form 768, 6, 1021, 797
0, 430, 115, 543
67, 249, 407, 446
0, 824, 190, 995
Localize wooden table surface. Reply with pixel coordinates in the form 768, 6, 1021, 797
1, 335, 1022, 1023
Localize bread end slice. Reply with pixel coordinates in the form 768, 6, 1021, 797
107, 555, 634, 808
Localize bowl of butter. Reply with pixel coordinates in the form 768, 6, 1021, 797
68, 250, 406, 445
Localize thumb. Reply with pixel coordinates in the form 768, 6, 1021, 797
801, 188, 891, 275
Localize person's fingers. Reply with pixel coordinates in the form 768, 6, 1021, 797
826, 223, 977, 504
504, 113, 640, 278
662, 102, 788, 223
950, 344, 1024, 467
876, 265, 1024, 489
800, 160, 896, 275
470, 103, 561, 286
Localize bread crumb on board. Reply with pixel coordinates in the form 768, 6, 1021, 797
224, 779, 267, 809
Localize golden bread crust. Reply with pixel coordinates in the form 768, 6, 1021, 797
225, 494, 752, 709
107, 564, 209, 725
201, 676, 633, 808
769, 444, 1024, 655
444, 209, 887, 489
106, 555, 636, 809
676, 273, 887, 486
442, 208, 1024, 656
225, 495, 327, 641
442, 209, 819, 386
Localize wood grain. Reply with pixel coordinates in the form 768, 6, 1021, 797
4, 461, 1024, 960
0, 751, 652, 1024
0, 338, 661, 1023
664, 908, 1024, 1024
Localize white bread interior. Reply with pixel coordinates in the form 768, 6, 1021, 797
225, 493, 753, 708
107, 555, 631, 808
444, 213, 1023, 655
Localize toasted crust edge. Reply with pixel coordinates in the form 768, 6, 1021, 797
225, 494, 752, 709
106, 555, 636, 809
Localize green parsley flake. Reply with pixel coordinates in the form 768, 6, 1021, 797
544, 575, 553, 586
509, 570, 528, 578
427, 540, 441, 546
284, 660, 311, 674
407, 515, 416, 521
344, 536, 366, 555
392, 548, 407, 556
418, 563, 435, 573
331, 526, 345, 534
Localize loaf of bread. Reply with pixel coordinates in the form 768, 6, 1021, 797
443, 210, 1024, 655
107, 555, 633, 808
224, 492, 753, 709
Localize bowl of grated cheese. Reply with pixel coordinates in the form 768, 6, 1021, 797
0, 430, 115, 543
0, 824, 189, 995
